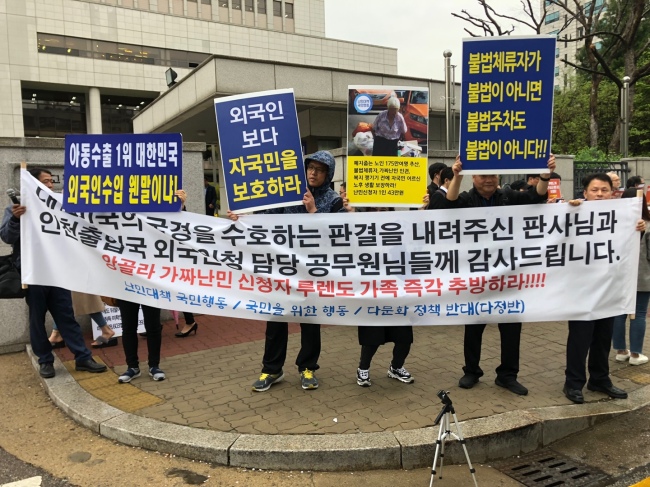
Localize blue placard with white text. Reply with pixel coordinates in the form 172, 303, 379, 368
459, 36, 556, 174
63, 133, 183, 212
214, 89, 306, 213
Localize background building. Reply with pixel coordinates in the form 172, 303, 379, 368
540, 0, 605, 89
0, 0, 400, 138
0, 0, 461, 200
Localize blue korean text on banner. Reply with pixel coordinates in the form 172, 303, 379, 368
63, 133, 183, 212
214, 89, 307, 213
459, 36, 556, 174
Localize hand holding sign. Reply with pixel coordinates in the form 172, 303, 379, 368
303, 188, 316, 213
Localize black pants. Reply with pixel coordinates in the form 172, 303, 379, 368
26, 285, 91, 365
463, 322, 521, 382
182, 311, 195, 324
565, 317, 614, 390
118, 300, 162, 370
359, 343, 410, 370
261, 321, 320, 374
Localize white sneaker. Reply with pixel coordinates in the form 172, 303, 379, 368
630, 354, 649, 366
615, 350, 630, 362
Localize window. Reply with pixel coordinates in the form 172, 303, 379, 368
219, 1, 228, 6
554, 66, 559, 77
273, 0, 281, 16
548, 29, 559, 36
257, 0, 266, 13
555, 47, 560, 58
284, 2, 293, 18
201, 0, 212, 4
187, 0, 197, 2
232, 0, 241, 9
545, 11, 559, 24
38, 32, 210, 69
22, 89, 87, 138
245, 0, 254, 11
101, 94, 154, 134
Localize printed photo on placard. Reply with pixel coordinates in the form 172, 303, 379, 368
346, 86, 429, 208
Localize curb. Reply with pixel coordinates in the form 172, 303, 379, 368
27, 346, 650, 471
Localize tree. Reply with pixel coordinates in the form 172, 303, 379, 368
452, 0, 650, 151
551, 75, 619, 155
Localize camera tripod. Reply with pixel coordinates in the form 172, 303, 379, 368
429, 391, 478, 487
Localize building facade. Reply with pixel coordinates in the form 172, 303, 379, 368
0, 0, 399, 138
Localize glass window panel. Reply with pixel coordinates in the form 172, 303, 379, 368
139, 46, 160, 65
219, 1, 228, 6
232, 0, 241, 9
257, 0, 266, 13
273, 0, 281, 16
117, 43, 143, 62
38, 33, 66, 55
93, 40, 118, 60
201, 0, 212, 4
168, 49, 188, 67
64, 36, 91, 57
284, 2, 293, 18
245, 0, 253, 11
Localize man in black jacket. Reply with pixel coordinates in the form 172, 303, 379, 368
0, 167, 107, 379
441, 155, 556, 395
204, 177, 218, 215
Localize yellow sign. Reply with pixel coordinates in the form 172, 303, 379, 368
346, 156, 427, 207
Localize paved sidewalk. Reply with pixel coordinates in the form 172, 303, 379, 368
55, 316, 650, 436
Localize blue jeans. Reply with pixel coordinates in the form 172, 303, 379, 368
613, 291, 649, 354
26, 285, 92, 365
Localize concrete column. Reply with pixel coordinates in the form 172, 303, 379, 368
86, 87, 102, 134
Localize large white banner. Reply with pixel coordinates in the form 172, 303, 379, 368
20, 170, 640, 326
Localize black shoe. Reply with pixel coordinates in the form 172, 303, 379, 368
175, 322, 198, 338
39, 363, 55, 378
459, 373, 479, 389
563, 385, 584, 404
587, 382, 628, 399
495, 378, 528, 396
75, 358, 107, 373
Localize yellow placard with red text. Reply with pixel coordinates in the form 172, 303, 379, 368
346, 156, 427, 207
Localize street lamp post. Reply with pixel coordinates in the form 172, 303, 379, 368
620, 76, 630, 158
444, 50, 453, 151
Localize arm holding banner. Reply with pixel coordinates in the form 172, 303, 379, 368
445, 155, 463, 202
535, 154, 556, 197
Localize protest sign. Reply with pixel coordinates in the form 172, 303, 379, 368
548, 178, 562, 200
459, 36, 556, 174
21, 170, 639, 326
63, 133, 183, 212
214, 89, 306, 214
347, 86, 428, 207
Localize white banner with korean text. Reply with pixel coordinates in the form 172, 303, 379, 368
20, 171, 640, 326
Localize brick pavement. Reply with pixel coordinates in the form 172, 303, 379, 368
58, 316, 650, 436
